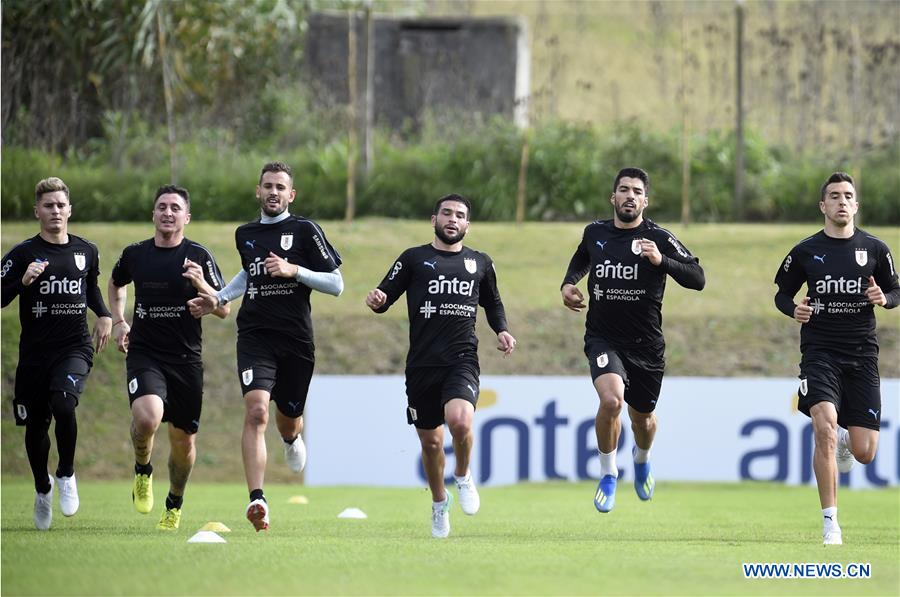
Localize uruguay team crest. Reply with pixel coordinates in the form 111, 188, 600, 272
464, 258, 477, 274
242, 368, 254, 386
855, 249, 867, 266
631, 239, 642, 255
596, 353, 609, 368
128, 378, 138, 395
74, 252, 86, 271
799, 378, 808, 396
280, 233, 294, 250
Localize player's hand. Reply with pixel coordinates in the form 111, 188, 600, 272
188, 291, 219, 318
865, 276, 887, 306
265, 252, 298, 278
365, 288, 387, 310
182, 258, 205, 289
93, 316, 112, 353
22, 259, 48, 286
561, 284, 585, 312
113, 319, 131, 353
794, 296, 813, 323
497, 330, 517, 356
638, 239, 662, 266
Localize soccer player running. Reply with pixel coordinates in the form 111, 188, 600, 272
561, 167, 704, 513
774, 171, 899, 546
107, 185, 228, 531
188, 162, 343, 532
1, 177, 112, 530
365, 194, 516, 538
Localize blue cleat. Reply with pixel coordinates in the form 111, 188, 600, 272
593, 475, 617, 513
633, 447, 655, 501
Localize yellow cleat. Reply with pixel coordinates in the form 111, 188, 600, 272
132, 473, 154, 514
156, 507, 181, 531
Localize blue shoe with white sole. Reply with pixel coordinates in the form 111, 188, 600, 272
594, 475, 617, 513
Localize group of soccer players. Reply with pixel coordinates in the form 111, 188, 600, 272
2, 164, 897, 545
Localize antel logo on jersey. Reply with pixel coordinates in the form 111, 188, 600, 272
595, 260, 638, 280
428, 275, 474, 296
39, 275, 83, 295
814, 275, 864, 295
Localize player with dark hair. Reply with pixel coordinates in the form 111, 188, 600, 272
108, 184, 228, 531
561, 167, 705, 513
189, 161, 343, 532
366, 193, 516, 538
1, 177, 112, 530
774, 171, 899, 545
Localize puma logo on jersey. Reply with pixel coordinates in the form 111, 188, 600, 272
868, 408, 879, 419
66, 374, 78, 387
423, 260, 437, 270
595, 240, 607, 250
813, 254, 826, 264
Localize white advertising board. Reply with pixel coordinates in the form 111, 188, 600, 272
304, 376, 899, 488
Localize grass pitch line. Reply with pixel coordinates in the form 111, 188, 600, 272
187, 531, 226, 543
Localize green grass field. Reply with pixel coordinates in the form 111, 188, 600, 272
2, 480, 897, 596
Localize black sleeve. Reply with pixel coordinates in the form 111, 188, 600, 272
561, 229, 591, 288
299, 220, 342, 272
658, 254, 705, 290
873, 242, 900, 309
110, 246, 132, 288
87, 246, 111, 318
374, 250, 413, 314
0, 247, 26, 308
774, 291, 797, 318
478, 257, 509, 335
773, 247, 806, 318
655, 230, 705, 290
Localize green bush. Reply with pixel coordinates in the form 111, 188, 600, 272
3, 121, 897, 224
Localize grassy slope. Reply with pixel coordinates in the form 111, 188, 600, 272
2, 220, 898, 480
1, 480, 898, 595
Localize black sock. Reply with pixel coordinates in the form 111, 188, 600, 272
283, 434, 298, 445
135, 462, 153, 476
166, 492, 184, 510
25, 423, 52, 493
249, 488, 265, 502
51, 392, 77, 478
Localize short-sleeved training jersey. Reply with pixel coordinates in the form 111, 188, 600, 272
234, 215, 341, 346
562, 218, 705, 349
774, 228, 899, 356
111, 238, 225, 363
1, 234, 108, 361
375, 244, 509, 368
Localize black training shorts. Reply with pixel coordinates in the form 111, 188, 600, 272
798, 349, 882, 431
404, 361, 480, 430
126, 351, 203, 434
236, 332, 314, 418
13, 352, 92, 426
585, 336, 665, 413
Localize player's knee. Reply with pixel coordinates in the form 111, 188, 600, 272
598, 394, 623, 416
245, 403, 269, 427
50, 392, 76, 420
631, 413, 654, 433
170, 433, 195, 456
813, 427, 837, 451
445, 416, 471, 438
419, 436, 443, 456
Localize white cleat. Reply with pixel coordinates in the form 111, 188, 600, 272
246, 499, 270, 532
431, 493, 453, 539
455, 472, 480, 515
34, 476, 54, 531
823, 529, 843, 545
56, 474, 79, 517
283, 435, 307, 474
836, 430, 855, 474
